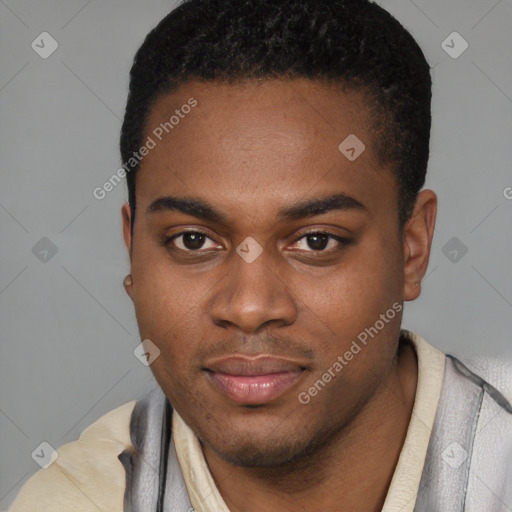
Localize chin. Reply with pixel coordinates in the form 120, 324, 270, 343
211, 438, 308, 468
202, 420, 339, 469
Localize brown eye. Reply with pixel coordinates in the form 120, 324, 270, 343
304, 233, 330, 251
166, 231, 220, 252
180, 232, 206, 250
290, 231, 348, 253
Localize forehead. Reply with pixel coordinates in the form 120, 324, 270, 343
136, 78, 397, 224
143, 78, 375, 159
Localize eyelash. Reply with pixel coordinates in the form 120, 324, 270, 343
161, 229, 351, 256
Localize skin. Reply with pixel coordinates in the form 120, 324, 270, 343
121, 78, 437, 512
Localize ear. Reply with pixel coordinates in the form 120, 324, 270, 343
403, 189, 437, 301
122, 202, 133, 258
121, 203, 134, 300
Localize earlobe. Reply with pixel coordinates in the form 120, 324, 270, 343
403, 189, 437, 301
123, 273, 134, 301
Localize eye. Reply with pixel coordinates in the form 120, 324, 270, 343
162, 229, 350, 256
289, 231, 349, 253
165, 231, 221, 252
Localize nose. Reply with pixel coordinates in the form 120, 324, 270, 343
210, 248, 297, 333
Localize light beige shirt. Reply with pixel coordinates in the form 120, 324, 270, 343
8, 330, 445, 512
172, 329, 446, 512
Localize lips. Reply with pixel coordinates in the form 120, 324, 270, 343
204, 355, 306, 405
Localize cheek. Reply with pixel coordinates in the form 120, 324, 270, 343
129, 253, 203, 366
131, 240, 197, 323
303, 238, 401, 326
295, 232, 403, 375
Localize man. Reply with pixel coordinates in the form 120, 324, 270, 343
8, 0, 512, 510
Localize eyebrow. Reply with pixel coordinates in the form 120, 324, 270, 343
146, 193, 366, 224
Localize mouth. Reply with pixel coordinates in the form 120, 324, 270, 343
203, 355, 307, 405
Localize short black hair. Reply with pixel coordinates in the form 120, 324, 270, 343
120, 0, 432, 230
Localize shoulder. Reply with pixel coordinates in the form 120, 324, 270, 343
7, 400, 136, 512
457, 357, 512, 505
458, 355, 512, 403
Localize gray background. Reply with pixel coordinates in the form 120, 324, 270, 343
1, 0, 511, 509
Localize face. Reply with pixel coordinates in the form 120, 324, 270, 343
122, 79, 427, 467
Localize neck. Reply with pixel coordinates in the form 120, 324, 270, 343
202, 338, 418, 512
